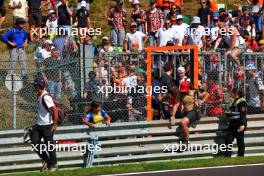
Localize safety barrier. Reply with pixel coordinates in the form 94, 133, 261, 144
0, 114, 264, 174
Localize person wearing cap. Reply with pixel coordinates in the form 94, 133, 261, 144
131, 0, 146, 33
245, 63, 264, 113
9, 0, 28, 22
46, 9, 58, 40
146, 0, 164, 46
107, 0, 127, 47
183, 16, 206, 51
2, 17, 29, 79
171, 81, 207, 144
197, 0, 211, 27
210, 16, 219, 43
76, 0, 91, 43
98, 36, 114, 58
31, 78, 58, 171
171, 14, 189, 46
175, 66, 191, 88
224, 87, 247, 157
124, 22, 148, 53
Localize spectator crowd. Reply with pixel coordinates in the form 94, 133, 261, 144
0, 0, 264, 123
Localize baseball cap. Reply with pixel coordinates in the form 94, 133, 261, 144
149, 0, 156, 4
245, 63, 257, 71
176, 15, 183, 20
179, 81, 190, 93
81, 0, 87, 7
116, 0, 124, 4
32, 78, 46, 87
177, 66, 185, 73
15, 18, 26, 25
132, 0, 140, 5
48, 10, 56, 15
252, 5, 260, 13
102, 36, 109, 41
131, 22, 137, 27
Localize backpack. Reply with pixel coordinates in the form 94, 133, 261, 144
41, 93, 66, 125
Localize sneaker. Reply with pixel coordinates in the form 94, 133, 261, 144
48, 164, 58, 172
40, 161, 48, 172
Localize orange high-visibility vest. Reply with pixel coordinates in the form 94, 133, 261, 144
258, 0, 263, 7
156, 0, 183, 9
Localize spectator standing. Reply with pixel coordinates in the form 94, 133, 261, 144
107, 0, 126, 47
156, 20, 178, 46
31, 78, 58, 172
0, 0, 6, 29
208, 0, 218, 16
46, 10, 58, 40
56, 0, 73, 32
166, 4, 181, 20
2, 18, 28, 79
197, 0, 211, 27
98, 36, 114, 57
41, 48, 62, 101
146, 0, 164, 46
131, 0, 146, 33
76, 1, 90, 43
210, 16, 219, 43
124, 22, 148, 53
83, 71, 103, 103
9, 0, 28, 22
251, 5, 261, 40
27, 0, 49, 41
77, 0, 92, 11
175, 66, 191, 88
160, 62, 175, 94
172, 15, 189, 46
245, 64, 264, 113
183, 16, 206, 51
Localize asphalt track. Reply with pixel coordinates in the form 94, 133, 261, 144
103, 163, 264, 176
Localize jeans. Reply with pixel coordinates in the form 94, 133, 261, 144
48, 80, 62, 101
110, 28, 125, 47
148, 32, 156, 46
9, 48, 27, 77
30, 124, 57, 166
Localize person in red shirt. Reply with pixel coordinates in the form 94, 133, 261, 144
146, 0, 164, 46
206, 72, 224, 117
107, 0, 127, 47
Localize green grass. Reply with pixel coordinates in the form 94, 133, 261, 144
4, 156, 264, 176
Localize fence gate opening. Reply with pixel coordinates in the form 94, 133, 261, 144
146, 45, 199, 121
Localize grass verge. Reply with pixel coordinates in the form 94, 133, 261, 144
4, 156, 264, 176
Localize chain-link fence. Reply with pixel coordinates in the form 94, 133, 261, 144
0, 43, 264, 129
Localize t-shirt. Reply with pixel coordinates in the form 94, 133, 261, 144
27, 0, 41, 11
185, 25, 205, 49
122, 75, 137, 87
125, 31, 146, 51
248, 76, 264, 107
176, 90, 198, 112
209, 0, 218, 12
108, 7, 126, 30
172, 23, 189, 46
76, 8, 89, 27
146, 8, 164, 33
85, 110, 107, 124
198, 6, 210, 26
57, 4, 71, 26
36, 91, 55, 125
210, 26, 219, 41
9, 0, 28, 19
156, 27, 178, 46
160, 73, 174, 93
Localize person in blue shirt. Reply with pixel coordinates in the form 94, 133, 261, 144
82, 101, 111, 128
2, 17, 29, 79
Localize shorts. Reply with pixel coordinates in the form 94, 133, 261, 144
185, 110, 200, 123
28, 11, 42, 26
0, 6, 6, 16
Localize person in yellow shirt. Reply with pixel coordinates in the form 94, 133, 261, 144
82, 101, 111, 128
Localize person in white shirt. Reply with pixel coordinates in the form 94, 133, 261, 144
172, 15, 189, 46
124, 22, 148, 53
30, 78, 58, 172
183, 16, 206, 51
156, 19, 179, 46
210, 16, 220, 43
46, 10, 58, 40
9, 0, 28, 21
